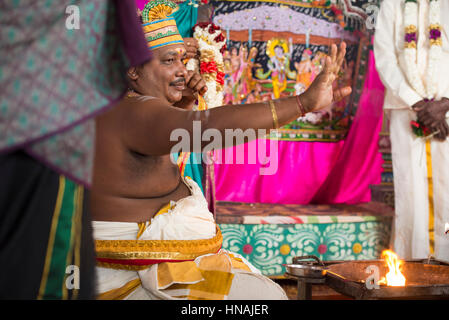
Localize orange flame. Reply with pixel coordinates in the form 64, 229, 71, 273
378, 250, 406, 286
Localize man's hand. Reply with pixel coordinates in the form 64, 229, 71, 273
411, 100, 427, 112
415, 98, 449, 141
300, 42, 352, 112
185, 70, 208, 96
416, 98, 449, 127
184, 38, 199, 60
173, 71, 208, 110
431, 121, 449, 141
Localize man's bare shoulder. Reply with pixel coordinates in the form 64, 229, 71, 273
120, 95, 162, 109
114, 95, 179, 115
98, 95, 168, 123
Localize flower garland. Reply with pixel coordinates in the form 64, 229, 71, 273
186, 22, 226, 109
403, 0, 442, 100
404, 0, 443, 137
330, 4, 345, 28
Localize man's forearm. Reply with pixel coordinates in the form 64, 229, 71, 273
122, 41, 349, 155
180, 95, 308, 152
200, 95, 306, 135
122, 93, 308, 156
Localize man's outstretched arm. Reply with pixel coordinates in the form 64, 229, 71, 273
118, 43, 351, 156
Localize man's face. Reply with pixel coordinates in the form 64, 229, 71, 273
274, 46, 284, 58
131, 44, 187, 104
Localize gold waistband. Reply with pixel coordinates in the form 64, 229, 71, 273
95, 226, 222, 261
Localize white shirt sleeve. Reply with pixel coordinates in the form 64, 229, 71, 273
373, 0, 423, 108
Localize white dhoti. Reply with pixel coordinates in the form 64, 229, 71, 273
93, 177, 287, 300
389, 109, 449, 261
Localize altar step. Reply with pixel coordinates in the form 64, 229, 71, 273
273, 279, 353, 300
215, 201, 394, 277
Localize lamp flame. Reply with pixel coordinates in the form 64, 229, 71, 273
378, 250, 406, 286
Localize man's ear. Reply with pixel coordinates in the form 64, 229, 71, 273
127, 67, 139, 81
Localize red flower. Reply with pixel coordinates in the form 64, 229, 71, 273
214, 33, 225, 43
410, 121, 420, 128
216, 72, 225, 85
200, 0, 208, 3
194, 22, 210, 30
208, 24, 221, 34
330, 5, 343, 15
422, 126, 431, 136
200, 61, 217, 74
410, 120, 432, 137
220, 44, 227, 54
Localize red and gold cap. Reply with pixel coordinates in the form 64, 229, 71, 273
141, 0, 184, 50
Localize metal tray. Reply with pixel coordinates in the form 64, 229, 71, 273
284, 255, 327, 279
325, 259, 449, 299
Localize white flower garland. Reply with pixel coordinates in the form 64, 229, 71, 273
186, 24, 226, 109
403, 0, 442, 100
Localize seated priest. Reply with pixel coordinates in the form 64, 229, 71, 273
91, 0, 350, 300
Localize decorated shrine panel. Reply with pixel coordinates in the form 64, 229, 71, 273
210, 0, 374, 141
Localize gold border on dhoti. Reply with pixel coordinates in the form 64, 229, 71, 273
95, 226, 223, 261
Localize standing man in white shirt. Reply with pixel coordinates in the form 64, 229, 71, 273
374, 0, 449, 261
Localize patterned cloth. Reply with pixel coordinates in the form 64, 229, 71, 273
0, 151, 96, 299
136, 0, 199, 39
140, 0, 184, 50
93, 177, 287, 300
0, 0, 152, 187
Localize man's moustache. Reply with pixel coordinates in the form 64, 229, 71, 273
170, 79, 185, 86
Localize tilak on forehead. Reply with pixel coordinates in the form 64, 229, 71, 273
141, 0, 184, 50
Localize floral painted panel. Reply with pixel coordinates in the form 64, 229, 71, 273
219, 220, 392, 276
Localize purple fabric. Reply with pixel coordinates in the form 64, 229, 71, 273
213, 48, 385, 204
0, 0, 151, 187
115, 0, 152, 66
135, 0, 149, 10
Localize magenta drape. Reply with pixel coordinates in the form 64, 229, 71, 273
214, 48, 385, 204
135, 0, 146, 9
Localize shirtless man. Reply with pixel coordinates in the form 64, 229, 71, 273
91, 42, 349, 223
91, 48, 205, 223
91, 0, 350, 300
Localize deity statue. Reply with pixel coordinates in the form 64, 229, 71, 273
245, 47, 261, 93
222, 49, 234, 105
311, 51, 327, 81
294, 48, 314, 95
256, 38, 296, 99
238, 46, 261, 102
235, 46, 249, 102
225, 46, 248, 103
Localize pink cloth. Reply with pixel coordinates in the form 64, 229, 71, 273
214, 48, 385, 204
135, 0, 146, 9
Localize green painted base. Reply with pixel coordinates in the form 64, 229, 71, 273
219, 220, 392, 276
